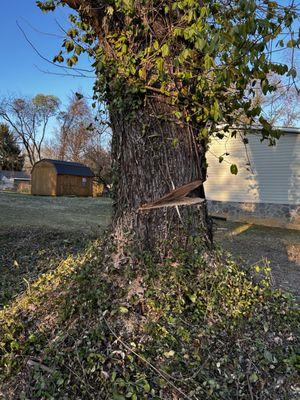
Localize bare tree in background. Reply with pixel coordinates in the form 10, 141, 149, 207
85, 105, 112, 184
83, 139, 112, 186
0, 94, 60, 167
55, 93, 93, 161
251, 71, 300, 127
44, 93, 111, 182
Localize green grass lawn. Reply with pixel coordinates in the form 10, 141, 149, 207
0, 192, 112, 308
0, 192, 112, 233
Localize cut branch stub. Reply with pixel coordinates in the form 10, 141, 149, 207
138, 180, 204, 211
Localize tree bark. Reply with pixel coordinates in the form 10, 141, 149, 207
57, 0, 213, 256
110, 97, 213, 256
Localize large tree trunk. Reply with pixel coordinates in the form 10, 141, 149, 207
57, 1, 213, 257
110, 97, 213, 256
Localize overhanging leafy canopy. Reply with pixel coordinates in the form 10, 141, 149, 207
37, 1, 299, 144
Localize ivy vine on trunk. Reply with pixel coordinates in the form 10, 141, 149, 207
110, 96, 212, 254
37, 0, 299, 255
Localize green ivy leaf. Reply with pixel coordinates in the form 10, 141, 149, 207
230, 164, 238, 175
195, 38, 206, 51
64, 41, 74, 52
143, 381, 151, 393
250, 372, 259, 383
161, 43, 169, 57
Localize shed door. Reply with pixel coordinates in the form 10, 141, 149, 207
33, 163, 56, 196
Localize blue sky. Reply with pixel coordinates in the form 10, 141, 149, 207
0, 0, 299, 130
0, 1, 298, 99
0, 1, 94, 105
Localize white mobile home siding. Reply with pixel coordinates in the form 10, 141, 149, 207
205, 130, 300, 205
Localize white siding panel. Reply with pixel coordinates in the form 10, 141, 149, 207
205, 132, 300, 205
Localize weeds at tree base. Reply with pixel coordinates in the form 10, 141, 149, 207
0, 237, 299, 399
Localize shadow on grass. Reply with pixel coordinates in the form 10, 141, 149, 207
213, 220, 300, 300
0, 226, 97, 308
0, 235, 111, 399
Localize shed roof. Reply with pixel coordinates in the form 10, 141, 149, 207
40, 159, 94, 177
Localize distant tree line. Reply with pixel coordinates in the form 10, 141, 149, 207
0, 80, 298, 181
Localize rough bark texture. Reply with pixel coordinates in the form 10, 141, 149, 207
58, 0, 213, 256
110, 97, 213, 255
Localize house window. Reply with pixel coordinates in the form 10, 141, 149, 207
82, 177, 87, 187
